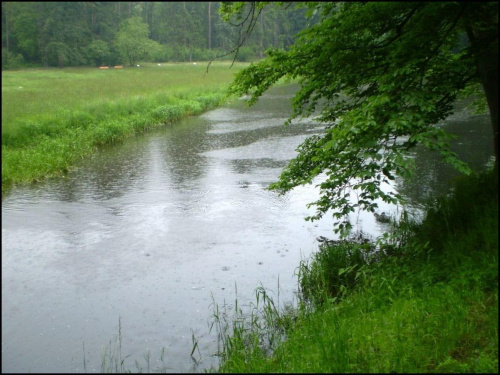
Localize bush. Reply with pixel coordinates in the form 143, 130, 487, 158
298, 238, 372, 306
2, 48, 26, 70
107, 45, 123, 66
235, 46, 255, 62
414, 170, 498, 253
86, 40, 111, 67
151, 44, 175, 62
45, 42, 70, 68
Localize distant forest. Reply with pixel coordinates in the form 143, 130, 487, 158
1, 2, 310, 69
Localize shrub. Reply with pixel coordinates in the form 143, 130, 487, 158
235, 46, 254, 62
298, 238, 372, 306
151, 44, 175, 62
86, 40, 111, 67
2, 48, 26, 70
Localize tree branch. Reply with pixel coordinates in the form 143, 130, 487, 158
207, 3, 263, 72
371, 4, 423, 50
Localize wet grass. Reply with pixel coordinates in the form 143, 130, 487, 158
87, 317, 174, 374
2, 62, 248, 193
209, 169, 498, 373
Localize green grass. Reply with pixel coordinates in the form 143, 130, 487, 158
2, 62, 249, 193
210, 169, 498, 373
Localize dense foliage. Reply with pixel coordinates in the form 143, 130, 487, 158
222, 2, 498, 235
114, 16, 161, 66
1, 2, 309, 68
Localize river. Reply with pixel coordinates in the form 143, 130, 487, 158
1, 84, 494, 373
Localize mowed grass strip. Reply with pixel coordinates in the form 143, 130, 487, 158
2, 62, 248, 193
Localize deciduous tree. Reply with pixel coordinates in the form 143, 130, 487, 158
221, 2, 498, 235
114, 16, 160, 66
87, 39, 111, 66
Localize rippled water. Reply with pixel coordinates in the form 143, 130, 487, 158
1, 85, 493, 373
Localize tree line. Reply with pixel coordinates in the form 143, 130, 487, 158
1, 2, 309, 69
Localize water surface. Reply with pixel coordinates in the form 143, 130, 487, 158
1, 85, 493, 373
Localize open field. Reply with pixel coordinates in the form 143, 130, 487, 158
2, 62, 249, 192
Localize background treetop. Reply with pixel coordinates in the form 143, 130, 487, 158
2, 1, 309, 68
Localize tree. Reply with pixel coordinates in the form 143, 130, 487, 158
40, 2, 91, 67
220, 2, 498, 235
10, 2, 40, 63
45, 41, 69, 68
208, 2, 212, 49
114, 16, 160, 66
2, 2, 309, 67
87, 39, 111, 66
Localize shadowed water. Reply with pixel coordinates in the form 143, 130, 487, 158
1, 85, 493, 373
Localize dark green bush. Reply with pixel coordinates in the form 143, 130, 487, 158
299, 239, 372, 306
235, 46, 255, 62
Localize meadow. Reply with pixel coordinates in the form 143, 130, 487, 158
1, 61, 248, 193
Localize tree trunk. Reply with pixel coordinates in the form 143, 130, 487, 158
4, 3, 9, 53
259, 10, 264, 58
467, 28, 499, 172
183, 2, 187, 49
150, 2, 155, 40
481, 50, 499, 172
274, 15, 279, 47
91, 9, 95, 39
208, 2, 212, 49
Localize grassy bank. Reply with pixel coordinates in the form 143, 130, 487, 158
1, 62, 248, 193
210, 169, 498, 373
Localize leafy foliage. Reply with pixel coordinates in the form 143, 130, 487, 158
299, 238, 372, 306
114, 17, 160, 66
45, 41, 70, 68
2, 2, 310, 67
221, 2, 498, 235
86, 40, 111, 67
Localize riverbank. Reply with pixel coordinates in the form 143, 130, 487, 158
211, 169, 498, 373
1, 62, 249, 194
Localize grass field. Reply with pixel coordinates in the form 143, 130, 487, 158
2, 61, 248, 193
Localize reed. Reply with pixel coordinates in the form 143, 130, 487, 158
96, 317, 171, 373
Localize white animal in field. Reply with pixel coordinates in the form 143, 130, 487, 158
137, 64, 140, 67
193, 62, 197, 65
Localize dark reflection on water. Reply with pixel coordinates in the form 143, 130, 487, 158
399, 102, 493, 207
1, 84, 494, 373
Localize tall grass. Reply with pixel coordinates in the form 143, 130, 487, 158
94, 317, 171, 373
2, 62, 248, 193
209, 169, 498, 373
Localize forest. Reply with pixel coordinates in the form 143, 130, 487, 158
1, 2, 310, 69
